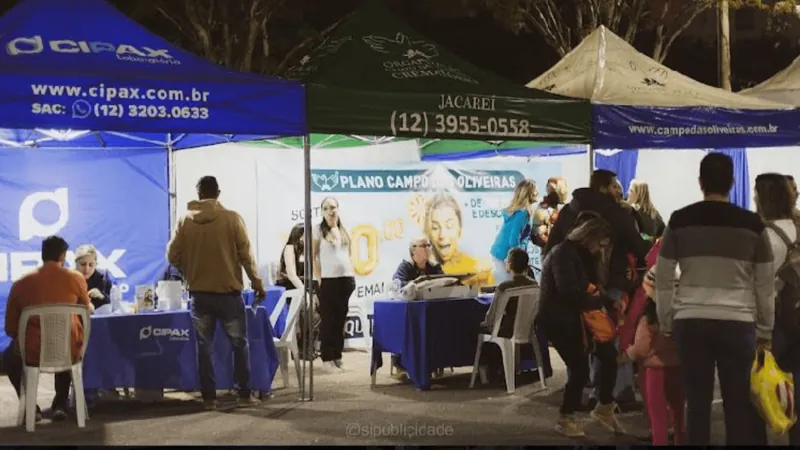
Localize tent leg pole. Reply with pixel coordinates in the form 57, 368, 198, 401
301, 133, 314, 402
168, 140, 176, 233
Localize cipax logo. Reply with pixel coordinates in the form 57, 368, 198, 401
139, 325, 191, 341
0, 188, 127, 283
5, 35, 178, 65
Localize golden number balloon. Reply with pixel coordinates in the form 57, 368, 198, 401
350, 224, 379, 275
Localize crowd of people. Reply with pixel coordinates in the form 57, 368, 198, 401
5, 158, 800, 445
528, 153, 800, 446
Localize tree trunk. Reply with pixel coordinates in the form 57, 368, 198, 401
718, 0, 732, 90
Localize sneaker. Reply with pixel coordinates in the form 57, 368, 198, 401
391, 367, 409, 381
203, 399, 217, 411
591, 403, 627, 435
555, 414, 586, 438
322, 361, 341, 371
50, 408, 67, 422
237, 395, 260, 407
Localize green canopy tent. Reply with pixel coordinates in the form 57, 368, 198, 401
285, 0, 591, 142
244, 134, 585, 160
279, 0, 591, 401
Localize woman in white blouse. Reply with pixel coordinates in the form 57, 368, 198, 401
312, 197, 356, 371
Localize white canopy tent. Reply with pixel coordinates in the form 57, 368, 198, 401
740, 55, 800, 105
527, 26, 783, 108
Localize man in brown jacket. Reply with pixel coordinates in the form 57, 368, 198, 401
168, 176, 265, 409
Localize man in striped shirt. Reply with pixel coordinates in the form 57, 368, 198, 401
656, 152, 773, 445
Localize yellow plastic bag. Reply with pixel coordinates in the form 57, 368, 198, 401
751, 349, 797, 435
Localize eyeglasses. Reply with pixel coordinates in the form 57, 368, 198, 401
413, 243, 431, 248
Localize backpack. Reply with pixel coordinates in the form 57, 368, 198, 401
765, 222, 800, 340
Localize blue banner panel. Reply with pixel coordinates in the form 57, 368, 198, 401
0, 148, 169, 351
0, 0, 305, 136
595, 150, 639, 193
593, 104, 800, 150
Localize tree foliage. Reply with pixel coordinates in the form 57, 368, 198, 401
449, 0, 798, 63
148, 0, 313, 74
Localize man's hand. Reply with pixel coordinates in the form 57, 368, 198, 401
756, 337, 772, 352
251, 280, 266, 301
617, 351, 631, 364
88, 288, 104, 300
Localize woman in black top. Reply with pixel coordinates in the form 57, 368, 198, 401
538, 213, 624, 438
74, 244, 115, 310
276, 224, 305, 294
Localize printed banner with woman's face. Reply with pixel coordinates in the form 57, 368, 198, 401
257, 160, 562, 348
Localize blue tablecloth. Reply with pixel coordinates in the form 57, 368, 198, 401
371, 297, 553, 390
243, 287, 287, 337
83, 306, 280, 392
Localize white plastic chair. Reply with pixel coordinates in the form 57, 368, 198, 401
16, 304, 91, 431
468, 285, 546, 394
270, 289, 304, 388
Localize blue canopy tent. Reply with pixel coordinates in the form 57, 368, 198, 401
0, 0, 305, 143
0, 0, 306, 353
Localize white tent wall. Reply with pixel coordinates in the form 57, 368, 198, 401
635, 149, 706, 221
532, 152, 590, 190
620, 147, 800, 221
746, 147, 800, 209
174, 140, 422, 279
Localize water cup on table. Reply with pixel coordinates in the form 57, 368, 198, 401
156, 281, 183, 310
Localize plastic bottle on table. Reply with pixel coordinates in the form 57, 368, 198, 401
110, 285, 122, 313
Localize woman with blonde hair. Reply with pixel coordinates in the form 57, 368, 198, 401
74, 244, 116, 310
424, 192, 493, 286
627, 179, 665, 239
538, 213, 625, 437
490, 178, 537, 283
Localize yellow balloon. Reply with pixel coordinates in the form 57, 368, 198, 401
350, 224, 379, 276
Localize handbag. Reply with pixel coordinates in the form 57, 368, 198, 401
581, 283, 618, 346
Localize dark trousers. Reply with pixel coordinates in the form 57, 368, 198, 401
2, 344, 70, 411
191, 292, 250, 401
545, 319, 617, 415
791, 367, 800, 445
674, 318, 766, 446
319, 277, 355, 362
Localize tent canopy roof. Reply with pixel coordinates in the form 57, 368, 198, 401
285, 0, 590, 143
528, 26, 786, 110
0, 0, 305, 148
740, 55, 800, 105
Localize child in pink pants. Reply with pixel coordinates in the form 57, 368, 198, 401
622, 298, 685, 445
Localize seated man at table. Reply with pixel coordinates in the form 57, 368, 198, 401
389, 237, 443, 380
392, 236, 444, 287
2, 235, 93, 422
